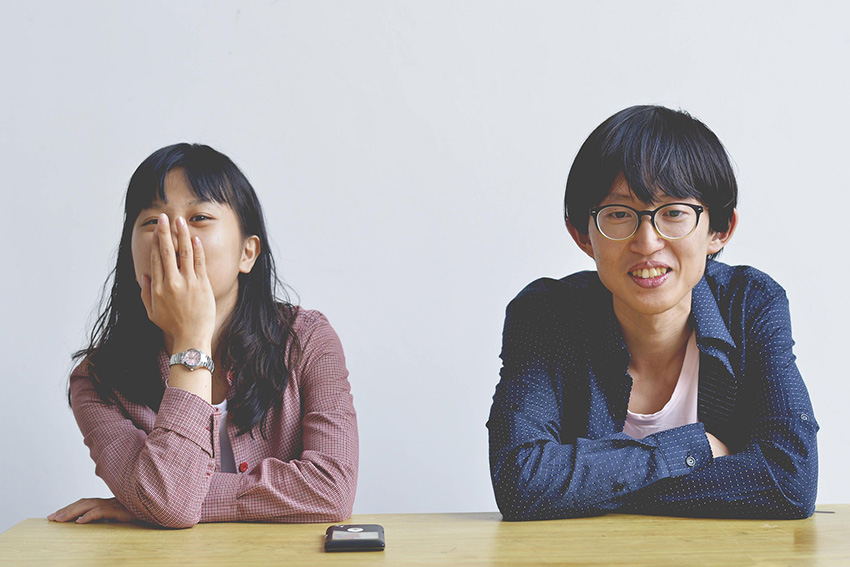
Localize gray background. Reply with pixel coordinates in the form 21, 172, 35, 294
1, 1, 847, 533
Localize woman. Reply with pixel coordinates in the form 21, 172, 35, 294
50, 143, 358, 527
488, 105, 817, 520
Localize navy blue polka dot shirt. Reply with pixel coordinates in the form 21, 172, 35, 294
488, 260, 818, 520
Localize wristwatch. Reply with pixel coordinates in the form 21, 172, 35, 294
169, 348, 215, 373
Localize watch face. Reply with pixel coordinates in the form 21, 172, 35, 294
183, 349, 202, 367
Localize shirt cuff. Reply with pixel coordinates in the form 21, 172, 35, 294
652, 422, 712, 478
154, 387, 217, 455
201, 473, 242, 522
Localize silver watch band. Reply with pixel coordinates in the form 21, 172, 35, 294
169, 348, 215, 373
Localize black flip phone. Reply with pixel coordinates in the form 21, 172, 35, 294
324, 524, 386, 552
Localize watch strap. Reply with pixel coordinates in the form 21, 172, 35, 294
169, 348, 215, 373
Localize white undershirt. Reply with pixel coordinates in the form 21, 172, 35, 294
212, 399, 237, 473
623, 332, 700, 440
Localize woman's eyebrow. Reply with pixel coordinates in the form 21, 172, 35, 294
140, 198, 215, 211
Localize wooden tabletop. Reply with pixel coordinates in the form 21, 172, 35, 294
2, 505, 848, 566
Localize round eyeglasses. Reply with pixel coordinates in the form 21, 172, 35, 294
589, 203, 704, 241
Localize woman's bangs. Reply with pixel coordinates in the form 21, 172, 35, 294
182, 162, 235, 207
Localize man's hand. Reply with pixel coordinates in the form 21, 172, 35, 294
706, 432, 731, 458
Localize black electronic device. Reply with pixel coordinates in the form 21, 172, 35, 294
324, 524, 386, 552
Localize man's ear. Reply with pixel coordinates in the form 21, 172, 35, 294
567, 218, 595, 260
707, 209, 738, 255
239, 235, 261, 274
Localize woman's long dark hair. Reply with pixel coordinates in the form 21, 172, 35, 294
73, 143, 300, 436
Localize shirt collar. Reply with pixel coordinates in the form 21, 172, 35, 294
691, 274, 736, 353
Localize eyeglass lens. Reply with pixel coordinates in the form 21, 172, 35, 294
596, 204, 699, 240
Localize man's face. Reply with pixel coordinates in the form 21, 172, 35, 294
576, 174, 733, 323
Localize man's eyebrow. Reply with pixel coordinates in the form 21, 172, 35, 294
603, 192, 633, 201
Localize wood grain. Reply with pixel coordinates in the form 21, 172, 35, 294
1, 506, 847, 566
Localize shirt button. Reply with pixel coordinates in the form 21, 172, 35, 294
686, 456, 696, 467
239, 462, 248, 473
801, 413, 809, 421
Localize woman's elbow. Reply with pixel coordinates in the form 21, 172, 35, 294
151, 513, 201, 529
327, 471, 358, 521
133, 487, 203, 529
309, 462, 357, 522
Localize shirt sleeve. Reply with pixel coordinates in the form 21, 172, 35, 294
621, 289, 818, 519
199, 313, 359, 523
487, 291, 713, 521
70, 370, 218, 528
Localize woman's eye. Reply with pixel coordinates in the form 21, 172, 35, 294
190, 214, 211, 222
141, 218, 158, 227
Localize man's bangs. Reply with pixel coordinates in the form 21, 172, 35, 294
617, 128, 705, 205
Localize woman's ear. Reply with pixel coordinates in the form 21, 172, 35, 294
707, 209, 739, 255
567, 218, 596, 259
239, 235, 261, 274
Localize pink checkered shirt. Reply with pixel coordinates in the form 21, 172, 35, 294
70, 309, 358, 528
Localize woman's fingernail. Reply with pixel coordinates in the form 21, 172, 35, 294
176, 216, 185, 227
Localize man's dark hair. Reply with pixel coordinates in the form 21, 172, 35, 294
564, 105, 737, 258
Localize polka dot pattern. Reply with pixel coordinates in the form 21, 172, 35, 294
487, 260, 818, 520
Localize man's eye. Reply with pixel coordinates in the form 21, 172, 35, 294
664, 209, 690, 220
605, 210, 631, 221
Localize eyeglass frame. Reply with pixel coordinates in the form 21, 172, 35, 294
588, 202, 705, 241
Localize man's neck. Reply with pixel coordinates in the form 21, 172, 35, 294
614, 297, 693, 374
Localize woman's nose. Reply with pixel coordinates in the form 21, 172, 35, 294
171, 220, 180, 249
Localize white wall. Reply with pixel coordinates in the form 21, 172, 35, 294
1, 1, 847, 533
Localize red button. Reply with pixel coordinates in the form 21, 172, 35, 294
239, 462, 248, 473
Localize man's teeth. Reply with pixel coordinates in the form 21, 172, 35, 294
631, 267, 669, 278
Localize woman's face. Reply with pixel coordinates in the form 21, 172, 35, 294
130, 169, 260, 316
571, 174, 736, 323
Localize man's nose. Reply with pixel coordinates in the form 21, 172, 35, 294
629, 214, 665, 254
